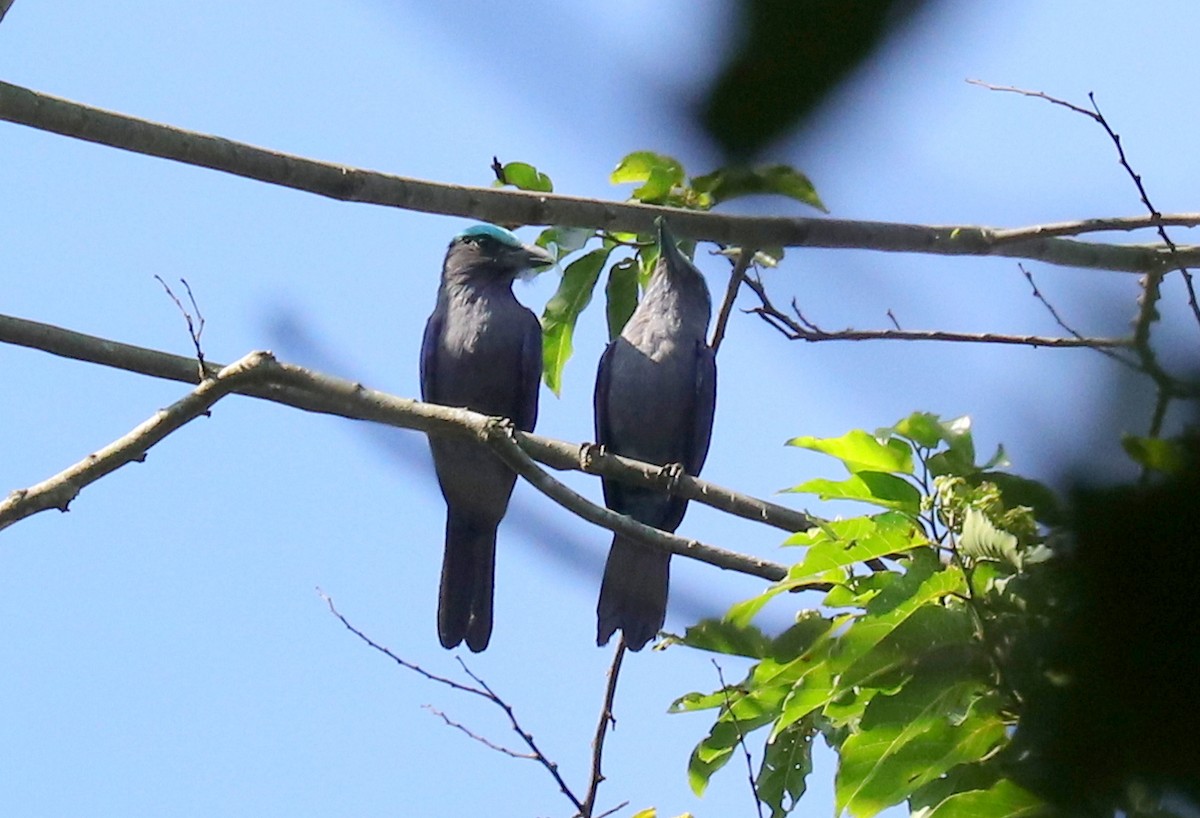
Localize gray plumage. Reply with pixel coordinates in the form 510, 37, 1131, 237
594, 219, 717, 651
420, 224, 551, 652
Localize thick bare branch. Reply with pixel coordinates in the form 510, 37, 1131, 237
479, 419, 787, 581
0, 312, 815, 539
0, 351, 271, 531
2, 80, 1199, 274
0, 320, 793, 580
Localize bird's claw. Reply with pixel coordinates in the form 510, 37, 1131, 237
580, 442, 604, 471
658, 462, 686, 493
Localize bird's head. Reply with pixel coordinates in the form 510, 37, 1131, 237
444, 224, 555, 283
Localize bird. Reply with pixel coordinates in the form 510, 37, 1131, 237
420, 223, 552, 652
593, 217, 717, 651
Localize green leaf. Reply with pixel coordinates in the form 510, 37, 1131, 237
688, 684, 788, 795
980, 444, 1010, 470
493, 160, 553, 192
785, 512, 920, 568
920, 779, 1046, 818
691, 165, 827, 213
770, 611, 837, 661
676, 618, 773, 659
614, 149, 681, 188
688, 739, 733, 796
604, 256, 639, 340
835, 679, 1006, 818
540, 247, 611, 394
757, 718, 814, 818
788, 430, 914, 474
773, 658, 836, 735
670, 689, 733, 714
926, 417, 977, 477
831, 551, 964, 674
889, 412, 945, 449
788, 473, 922, 514
634, 164, 681, 203
536, 226, 592, 260
837, 604, 975, 692
1122, 434, 1187, 474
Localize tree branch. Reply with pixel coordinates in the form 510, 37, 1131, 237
3, 80, 1199, 274
0, 318, 793, 581
321, 593, 587, 814
710, 247, 755, 353
0, 0, 15, 26
0, 351, 271, 531
973, 80, 1200, 408
741, 274, 1134, 351
0, 312, 815, 540
582, 640, 626, 818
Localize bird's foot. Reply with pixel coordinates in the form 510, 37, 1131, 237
579, 442, 604, 471
657, 462, 686, 493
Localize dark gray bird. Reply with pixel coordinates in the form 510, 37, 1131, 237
594, 218, 717, 650
420, 224, 552, 652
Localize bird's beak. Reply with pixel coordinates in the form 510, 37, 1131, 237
520, 242, 556, 272
656, 217, 689, 270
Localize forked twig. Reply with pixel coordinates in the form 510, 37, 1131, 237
154, 275, 207, 379
320, 591, 587, 814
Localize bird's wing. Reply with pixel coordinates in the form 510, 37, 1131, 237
593, 340, 617, 447
419, 307, 444, 403
593, 340, 622, 506
515, 311, 543, 432
686, 340, 718, 476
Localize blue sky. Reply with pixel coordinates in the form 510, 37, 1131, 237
2, 2, 1197, 816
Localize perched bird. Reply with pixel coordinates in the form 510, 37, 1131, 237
594, 218, 717, 650
420, 224, 552, 652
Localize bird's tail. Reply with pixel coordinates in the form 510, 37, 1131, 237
438, 513, 497, 652
596, 536, 670, 651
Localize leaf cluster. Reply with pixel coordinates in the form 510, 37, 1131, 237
668, 413, 1059, 818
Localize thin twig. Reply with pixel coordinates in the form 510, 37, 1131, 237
974, 80, 1197, 402
966, 80, 1099, 119
321, 592, 587, 815
582, 639, 627, 818
1019, 264, 1137, 367
714, 660, 765, 818
710, 247, 756, 353
423, 706, 535, 759
742, 274, 1130, 349
988, 213, 1200, 242
154, 275, 207, 379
